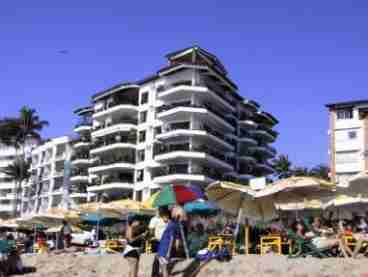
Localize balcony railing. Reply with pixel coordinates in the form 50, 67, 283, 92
92, 118, 138, 131
92, 156, 136, 167
157, 102, 235, 127
152, 164, 223, 180
71, 170, 89, 177
95, 99, 139, 113
258, 125, 279, 138
92, 135, 137, 150
154, 143, 235, 167
71, 154, 90, 161
75, 118, 92, 129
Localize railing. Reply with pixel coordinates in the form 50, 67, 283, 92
152, 164, 223, 180
97, 177, 134, 186
92, 118, 138, 131
257, 125, 279, 138
157, 102, 235, 127
75, 118, 92, 129
73, 137, 91, 145
95, 99, 139, 113
71, 154, 90, 161
154, 143, 235, 167
71, 170, 89, 177
92, 136, 137, 149
93, 156, 136, 166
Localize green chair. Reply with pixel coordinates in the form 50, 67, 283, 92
287, 230, 332, 258
0, 240, 15, 255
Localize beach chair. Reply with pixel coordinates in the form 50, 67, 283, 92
286, 230, 331, 258
260, 235, 282, 255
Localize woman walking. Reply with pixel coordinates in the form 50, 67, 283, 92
124, 218, 147, 277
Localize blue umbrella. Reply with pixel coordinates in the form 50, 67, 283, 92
80, 213, 122, 226
184, 200, 220, 215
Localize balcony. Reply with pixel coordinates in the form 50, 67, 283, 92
152, 164, 219, 184
157, 81, 235, 112
70, 170, 89, 183
154, 143, 234, 170
73, 137, 91, 149
74, 119, 92, 133
238, 117, 258, 129
248, 128, 276, 143
249, 145, 277, 158
89, 157, 135, 174
71, 154, 91, 167
70, 192, 88, 199
91, 119, 138, 138
93, 100, 139, 121
238, 151, 257, 163
0, 205, 12, 213
88, 176, 134, 193
156, 123, 234, 150
91, 135, 137, 155
254, 162, 275, 175
157, 102, 235, 131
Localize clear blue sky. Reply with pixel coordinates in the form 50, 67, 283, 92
1, 1, 368, 168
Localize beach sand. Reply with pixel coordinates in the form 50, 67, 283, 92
21, 253, 368, 277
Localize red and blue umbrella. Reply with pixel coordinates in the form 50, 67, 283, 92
153, 185, 203, 208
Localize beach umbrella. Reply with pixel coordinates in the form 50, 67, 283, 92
142, 192, 160, 209
45, 225, 83, 234
77, 202, 124, 218
31, 208, 82, 227
345, 170, 368, 195
153, 184, 201, 208
206, 181, 277, 222
256, 176, 336, 205
109, 199, 156, 215
183, 199, 220, 215
80, 213, 122, 226
276, 198, 325, 211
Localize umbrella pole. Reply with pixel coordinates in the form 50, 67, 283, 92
244, 219, 250, 255
179, 222, 189, 259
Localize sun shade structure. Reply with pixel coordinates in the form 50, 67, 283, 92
206, 181, 278, 222
108, 199, 156, 215
183, 199, 219, 215
256, 176, 336, 204
77, 202, 124, 218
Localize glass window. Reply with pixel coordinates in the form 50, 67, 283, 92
154, 126, 162, 137
348, 131, 357, 139
140, 92, 149, 105
140, 111, 147, 123
136, 169, 144, 182
139, 130, 146, 143
337, 109, 353, 120
137, 149, 145, 162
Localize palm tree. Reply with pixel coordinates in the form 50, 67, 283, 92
271, 154, 293, 179
309, 164, 330, 181
0, 159, 30, 217
0, 106, 49, 216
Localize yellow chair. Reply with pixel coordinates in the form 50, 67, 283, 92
145, 240, 153, 254
344, 235, 357, 251
105, 240, 124, 253
208, 235, 235, 255
260, 236, 282, 255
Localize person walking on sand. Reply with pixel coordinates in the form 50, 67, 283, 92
60, 220, 72, 249
124, 218, 147, 277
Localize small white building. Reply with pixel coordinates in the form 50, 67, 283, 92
326, 100, 368, 185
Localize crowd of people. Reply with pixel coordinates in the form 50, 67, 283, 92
3, 209, 368, 277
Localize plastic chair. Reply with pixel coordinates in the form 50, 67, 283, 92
260, 236, 282, 255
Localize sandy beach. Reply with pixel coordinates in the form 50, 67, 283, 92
21, 253, 368, 277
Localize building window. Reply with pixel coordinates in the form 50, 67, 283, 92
140, 111, 147, 123
136, 169, 144, 182
154, 126, 162, 137
137, 149, 145, 162
135, 190, 143, 201
335, 151, 358, 164
337, 109, 353, 120
140, 92, 149, 105
139, 130, 146, 143
348, 131, 357, 139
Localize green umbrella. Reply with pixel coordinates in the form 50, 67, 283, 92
153, 186, 176, 207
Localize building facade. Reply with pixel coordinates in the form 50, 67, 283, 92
326, 100, 368, 185
22, 136, 75, 216
0, 144, 18, 218
74, 46, 279, 202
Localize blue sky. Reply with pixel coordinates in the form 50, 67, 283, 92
1, 1, 368, 168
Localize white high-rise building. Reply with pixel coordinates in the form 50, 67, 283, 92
74, 46, 279, 202
23, 136, 74, 216
326, 100, 368, 185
